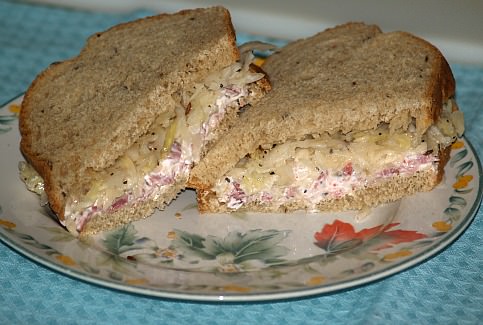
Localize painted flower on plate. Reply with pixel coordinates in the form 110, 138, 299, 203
171, 229, 291, 272
314, 220, 427, 255
0, 218, 16, 229
0, 104, 19, 134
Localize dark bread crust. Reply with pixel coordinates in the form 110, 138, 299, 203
435, 143, 452, 184
20, 60, 69, 218
19, 7, 239, 222
399, 31, 455, 135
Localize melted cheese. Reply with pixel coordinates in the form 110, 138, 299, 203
218, 126, 426, 197
213, 107, 464, 210
18, 161, 44, 195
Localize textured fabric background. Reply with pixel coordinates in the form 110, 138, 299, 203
0, 1, 482, 324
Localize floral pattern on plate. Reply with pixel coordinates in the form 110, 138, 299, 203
0, 96, 481, 301
0, 102, 20, 134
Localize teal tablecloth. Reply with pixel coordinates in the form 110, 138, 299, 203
0, 1, 482, 324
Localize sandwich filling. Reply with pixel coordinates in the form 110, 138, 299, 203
211, 100, 464, 211
20, 54, 265, 234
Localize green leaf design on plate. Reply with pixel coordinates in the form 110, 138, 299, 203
17, 233, 35, 241
172, 229, 291, 266
436, 142, 475, 227
450, 148, 467, 167
0, 222, 64, 257
340, 261, 375, 277
454, 188, 473, 194
108, 271, 124, 281
276, 253, 335, 269
0, 114, 17, 134
41, 226, 78, 243
0, 115, 17, 124
95, 224, 150, 278
405, 238, 438, 249
29, 241, 55, 250
172, 230, 212, 259
456, 161, 473, 178
448, 196, 467, 207
103, 224, 138, 255
0, 127, 11, 134
443, 207, 461, 220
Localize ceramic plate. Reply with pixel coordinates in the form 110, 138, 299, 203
0, 95, 481, 302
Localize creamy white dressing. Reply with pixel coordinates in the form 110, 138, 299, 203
216, 153, 437, 211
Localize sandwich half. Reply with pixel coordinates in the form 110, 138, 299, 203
19, 7, 270, 236
189, 22, 464, 213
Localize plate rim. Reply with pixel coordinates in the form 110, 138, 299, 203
1, 95, 481, 302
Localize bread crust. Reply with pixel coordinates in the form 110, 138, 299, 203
20, 63, 64, 218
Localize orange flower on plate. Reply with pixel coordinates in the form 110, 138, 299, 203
452, 175, 473, 189
8, 104, 21, 115
161, 248, 177, 258
55, 255, 76, 266
167, 230, 177, 240
125, 278, 148, 286
451, 141, 464, 149
383, 249, 412, 261
306, 275, 326, 286
222, 284, 251, 293
0, 219, 16, 229
432, 221, 452, 232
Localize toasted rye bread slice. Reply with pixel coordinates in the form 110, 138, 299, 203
19, 7, 240, 222
189, 22, 456, 190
